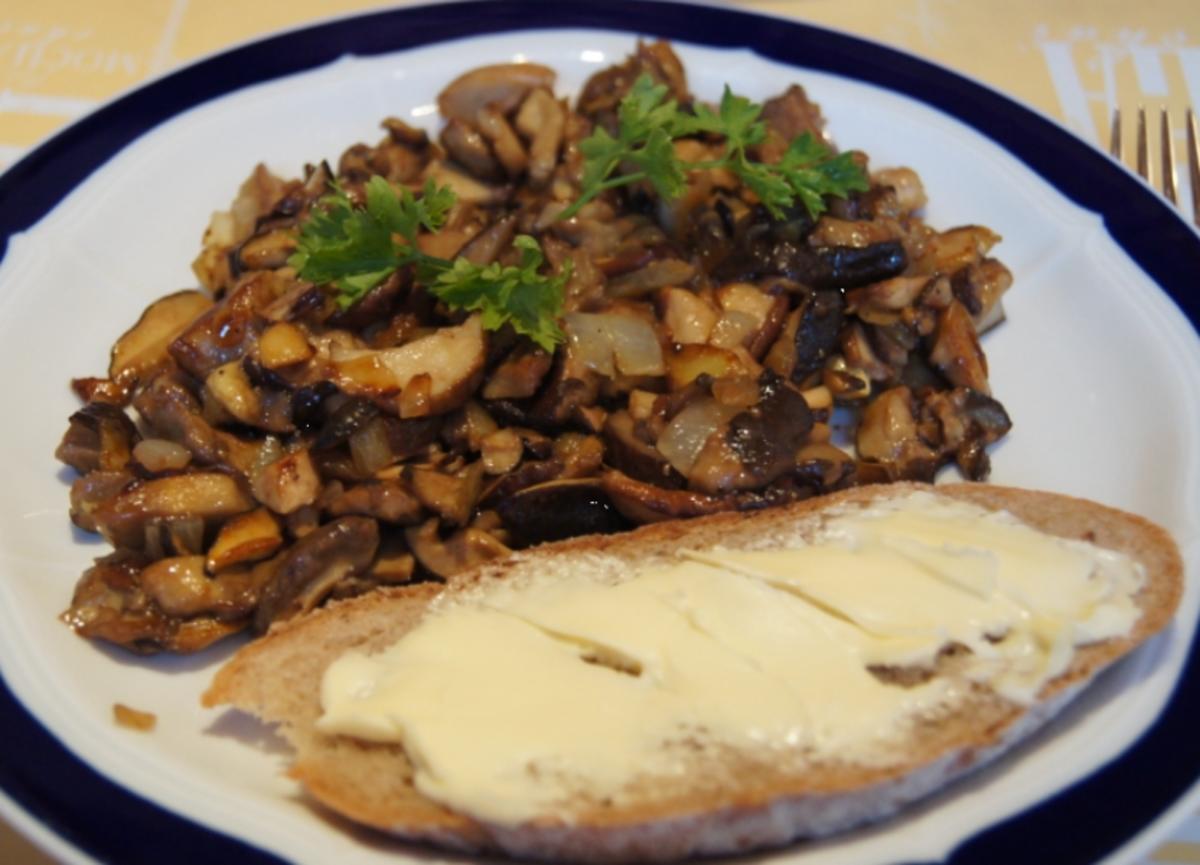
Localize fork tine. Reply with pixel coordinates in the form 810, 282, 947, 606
1188, 108, 1200, 228
1137, 106, 1151, 184
1109, 107, 1123, 160
1161, 109, 1178, 204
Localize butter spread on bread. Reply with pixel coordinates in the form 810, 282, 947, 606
316, 492, 1144, 825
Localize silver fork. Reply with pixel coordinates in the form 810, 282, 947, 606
1110, 106, 1200, 227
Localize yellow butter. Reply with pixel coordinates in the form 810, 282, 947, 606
317, 492, 1144, 825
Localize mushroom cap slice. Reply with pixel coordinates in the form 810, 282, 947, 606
330, 316, 486, 418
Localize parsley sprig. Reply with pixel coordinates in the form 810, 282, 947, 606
288, 176, 568, 350
559, 75, 868, 220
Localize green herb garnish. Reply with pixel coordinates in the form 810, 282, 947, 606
289, 176, 569, 351
427, 236, 567, 352
560, 75, 869, 220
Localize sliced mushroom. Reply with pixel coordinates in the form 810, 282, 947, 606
252, 449, 321, 515
169, 270, 283, 380
437, 63, 556, 124
577, 40, 687, 120
140, 555, 268, 619
204, 361, 264, 427
496, 479, 629, 546
687, 371, 814, 494
807, 217, 896, 249
847, 275, 929, 322
109, 290, 213, 394
405, 518, 511, 579
928, 300, 989, 394
665, 344, 746, 390
599, 469, 730, 524
92, 472, 255, 550
475, 107, 527, 177
253, 516, 379, 631
424, 159, 508, 206
764, 289, 844, 385
69, 470, 136, 533
258, 321, 314, 369
480, 428, 523, 474
856, 385, 939, 480
330, 315, 486, 417
206, 508, 283, 573
323, 478, 423, 525
515, 88, 565, 188
62, 551, 173, 653
919, 225, 1001, 275
921, 387, 1011, 480
952, 258, 1012, 328
458, 214, 517, 266
55, 403, 138, 474
712, 283, 786, 357
441, 118, 502, 180
132, 374, 263, 476
607, 259, 696, 298
481, 344, 553, 399
233, 228, 296, 274
142, 515, 206, 560
406, 461, 484, 527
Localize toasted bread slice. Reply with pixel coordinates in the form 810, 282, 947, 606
203, 483, 1183, 862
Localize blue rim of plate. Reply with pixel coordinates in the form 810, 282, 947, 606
1, 2, 1198, 863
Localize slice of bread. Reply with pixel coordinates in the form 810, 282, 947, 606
203, 482, 1183, 862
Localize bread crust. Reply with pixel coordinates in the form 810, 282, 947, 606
203, 482, 1183, 862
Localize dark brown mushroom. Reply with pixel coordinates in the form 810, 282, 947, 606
687, 371, 814, 494
763, 289, 845, 384
496, 479, 630, 547
253, 516, 379, 631
441, 118, 502, 180
169, 270, 283, 380
55, 403, 138, 474
599, 469, 732, 524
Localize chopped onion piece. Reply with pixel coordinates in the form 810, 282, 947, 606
655, 397, 733, 475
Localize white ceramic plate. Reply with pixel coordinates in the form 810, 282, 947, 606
0, 7, 1198, 865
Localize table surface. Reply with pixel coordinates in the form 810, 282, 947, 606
1, 1, 1198, 863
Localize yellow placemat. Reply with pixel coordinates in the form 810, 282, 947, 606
1, 1, 1197, 863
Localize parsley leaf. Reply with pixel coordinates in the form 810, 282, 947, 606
289, 177, 569, 349
559, 76, 689, 219
426, 236, 569, 352
564, 75, 869, 221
